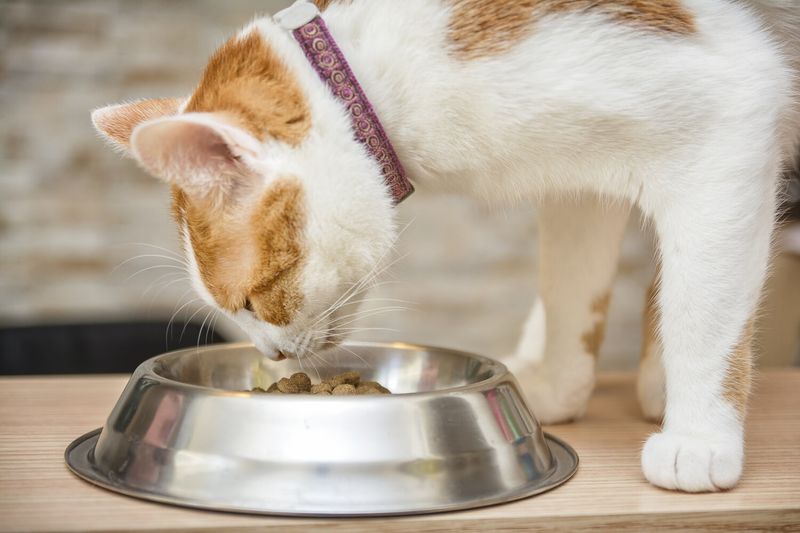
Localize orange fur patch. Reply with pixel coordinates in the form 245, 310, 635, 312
248, 179, 306, 325
582, 291, 611, 358
723, 320, 754, 419
447, 0, 695, 59
186, 32, 311, 145
172, 178, 306, 326
94, 98, 183, 148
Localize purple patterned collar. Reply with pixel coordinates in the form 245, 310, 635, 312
275, 1, 414, 204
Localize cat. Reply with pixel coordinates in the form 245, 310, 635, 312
91, 0, 800, 492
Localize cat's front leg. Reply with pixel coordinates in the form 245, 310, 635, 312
637, 268, 666, 422
510, 195, 630, 424
641, 166, 776, 492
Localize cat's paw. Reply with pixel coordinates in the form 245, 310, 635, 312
641, 431, 743, 492
514, 363, 594, 425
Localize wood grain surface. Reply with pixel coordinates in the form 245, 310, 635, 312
1, 370, 798, 532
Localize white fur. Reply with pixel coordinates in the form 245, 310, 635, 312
94, 0, 800, 492
312, 0, 798, 492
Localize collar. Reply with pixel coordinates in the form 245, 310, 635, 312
275, 0, 414, 204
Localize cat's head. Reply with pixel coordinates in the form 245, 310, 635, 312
92, 20, 397, 360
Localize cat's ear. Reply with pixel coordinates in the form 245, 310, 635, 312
129, 113, 263, 199
91, 98, 184, 152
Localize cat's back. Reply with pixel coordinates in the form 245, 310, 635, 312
439, 0, 796, 140
332, 0, 796, 114
323, 0, 800, 182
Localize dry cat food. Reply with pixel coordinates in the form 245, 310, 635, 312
252, 371, 391, 395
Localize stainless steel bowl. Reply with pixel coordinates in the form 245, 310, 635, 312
66, 342, 577, 516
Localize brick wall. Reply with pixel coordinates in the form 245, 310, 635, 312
0, 0, 657, 369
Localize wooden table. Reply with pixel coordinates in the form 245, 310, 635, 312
1, 371, 798, 532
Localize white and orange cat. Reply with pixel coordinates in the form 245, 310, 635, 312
92, 0, 800, 492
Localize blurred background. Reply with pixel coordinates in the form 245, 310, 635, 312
1, 0, 798, 374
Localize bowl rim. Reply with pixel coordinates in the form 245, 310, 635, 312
141, 340, 512, 399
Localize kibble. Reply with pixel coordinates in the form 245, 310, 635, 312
310, 383, 332, 395
326, 371, 361, 388
276, 377, 300, 394
357, 381, 391, 394
252, 371, 391, 395
332, 383, 357, 395
289, 372, 312, 392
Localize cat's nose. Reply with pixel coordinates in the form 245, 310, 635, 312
263, 349, 288, 361
252, 337, 287, 361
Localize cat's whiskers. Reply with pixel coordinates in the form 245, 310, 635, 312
140, 271, 184, 299
196, 307, 216, 351
180, 304, 212, 343
297, 346, 306, 375
308, 257, 392, 330
307, 345, 333, 367
304, 350, 323, 383
306, 326, 400, 346
140, 273, 190, 307
165, 291, 196, 334
311, 294, 413, 330
112, 245, 193, 318
166, 296, 202, 347
119, 242, 185, 260
145, 275, 191, 307
325, 296, 414, 310
124, 264, 187, 282
306, 223, 413, 330
325, 306, 413, 330
209, 312, 220, 345
112, 253, 189, 274
323, 326, 400, 335
304, 299, 412, 354
307, 258, 410, 334
203, 311, 213, 346
336, 343, 371, 369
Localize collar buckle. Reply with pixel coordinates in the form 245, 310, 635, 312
274, 0, 320, 31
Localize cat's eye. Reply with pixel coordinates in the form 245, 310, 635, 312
243, 298, 254, 312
